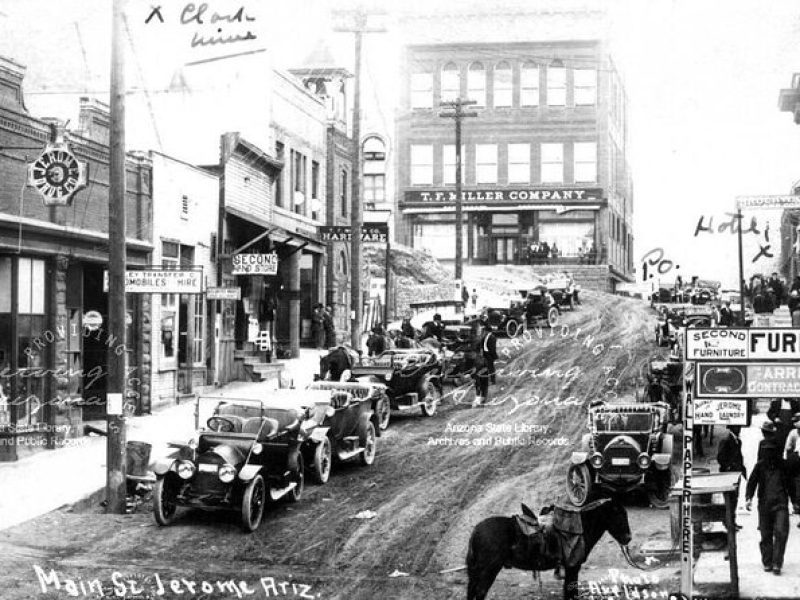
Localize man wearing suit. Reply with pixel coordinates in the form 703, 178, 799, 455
717, 425, 746, 530
768, 398, 800, 449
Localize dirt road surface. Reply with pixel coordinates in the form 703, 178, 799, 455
0, 291, 681, 600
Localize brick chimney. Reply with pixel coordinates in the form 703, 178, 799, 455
0, 56, 28, 112
77, 97, 110, 144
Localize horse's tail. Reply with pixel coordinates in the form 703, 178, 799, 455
465, 528, 479, 600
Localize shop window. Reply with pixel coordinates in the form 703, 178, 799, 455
441, 62, 460, 103
574, 68, 597, 106
410, 144, 433, 185
364, 174, 385, 204
507, 143, 530, 184
17, 258, 45, 315
411, 72, 433, 108
521, 62, 539, 106
468, 62, 486, 107
311, 160, 320, 220
340, 169, 348, 217
339, 249, 348, 276
475, 144, 497, 184
0, 257, 10, 313
193, 295, 204, 365
442, 144, 465, 185
494, 61, 512, 107
574, 142, 597, 183
275, 141, 285, 208
541, 143, 563, 184
547, 65, 566, 106
161, 241, 179, 309
293, 151, 306, 215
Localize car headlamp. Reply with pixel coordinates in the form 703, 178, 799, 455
251, 443, 263, 456
637, 453, 651, 469
218, 464, 236, 483
177, 460, 196, 480
325, 406, 335, 417
384, 373, 392, 382
590, 453, 604, 469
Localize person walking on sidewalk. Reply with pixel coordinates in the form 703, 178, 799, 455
717, 425, 746, 529
312, 304, 325, 349
323, 305, 336, 348
746, 440, 792, 575
470, 318, 497, 408
783, 413, 800, 515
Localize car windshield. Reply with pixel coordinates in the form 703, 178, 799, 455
593, 412, 653, 432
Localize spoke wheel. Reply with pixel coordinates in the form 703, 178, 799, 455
420, 380, 440, 417
376, 397, 391, 431
153, 476, 178, 526
312, 436, 332, 484
287, 454, 304, 503
565, 463, 592, 506
547, 307, 559, 328
359, 422, 377, 466
241, 474, 266, 532
505, 319, 519, 338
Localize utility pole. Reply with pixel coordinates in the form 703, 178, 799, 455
333, 8, 386, 349
440, 99, 477, 280
106, 0, 128, 514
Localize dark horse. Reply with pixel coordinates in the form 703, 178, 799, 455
466, 499, 632, 600
319, 346, 358, 381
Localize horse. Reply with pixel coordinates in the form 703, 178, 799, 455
465, 498, 632, 600
319, 346, 358, 381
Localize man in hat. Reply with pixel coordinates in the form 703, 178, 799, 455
783, 413, 800, 515
470, 318, 497, 407
717, 425, 746, 530
768, 398, 800, 449
746, 441, 791, 574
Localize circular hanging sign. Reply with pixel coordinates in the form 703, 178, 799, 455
27, 143, 88, 206
83, 310, 104, 332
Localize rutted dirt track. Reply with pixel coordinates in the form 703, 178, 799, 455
0, 292, 680, 600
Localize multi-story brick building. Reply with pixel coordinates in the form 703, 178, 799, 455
0, 57, 152, 460
395, 40, 634, 290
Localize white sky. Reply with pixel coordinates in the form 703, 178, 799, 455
2, 0, 800, 287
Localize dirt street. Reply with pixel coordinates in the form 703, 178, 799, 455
0, 291, 681, 600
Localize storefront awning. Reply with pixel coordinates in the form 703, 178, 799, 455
226, 206, 324, 253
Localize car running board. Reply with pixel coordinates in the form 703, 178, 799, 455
269, 482, 298, 501
394, 393, 420, 410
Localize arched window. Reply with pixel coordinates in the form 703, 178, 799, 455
467, 62, 485, 107
362, 136, 386, 206
339, 249, 348, 276
494, 61, 512, 107
520, 61, 539, 106
441, 62, 460, 103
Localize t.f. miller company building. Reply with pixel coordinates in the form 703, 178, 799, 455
395, 40, 634, 290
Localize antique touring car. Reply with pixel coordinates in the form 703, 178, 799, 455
566, 400, 674, 509
152, 396, 308, 532
351, 349, 443, 417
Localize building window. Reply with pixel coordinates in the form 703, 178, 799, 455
17, 258, 45, 315
311, 160, 320, 220
467, 62, 486, 107
475, 143, 497, 184
507, 143, 530, 184
339, 249, 348, 275
293, 152, 306, 215
574, 68, 597, 106
410, 144, 433, 185
275, 142, 285, 208
364, 174, 385, 203
494, 61, 512, 107
161, 241, 179, 309
547, 65, 566, 106
192, 295, 204, 365
521, 62, 539, 106
441, 62, 460, 103
541, 143, 563, 183
443, 144, 465, 185
410, 72, 433, 108
340, 169, 348, 217
180, 195, 189, 220
574, 142, 597, 183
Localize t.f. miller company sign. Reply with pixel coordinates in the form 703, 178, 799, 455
402, 187, 603, 205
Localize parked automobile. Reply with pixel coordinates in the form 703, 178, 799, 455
642, 358, 683, 421
566, 399, 674, 509
546, 277, 579, 311
152, 396, 309, 532
516, 286, 560, 330
351, 349, 443, 416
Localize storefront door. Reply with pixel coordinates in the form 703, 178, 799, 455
493, 237, 517, 264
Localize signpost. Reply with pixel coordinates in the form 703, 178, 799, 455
206, 286, 241, 301
124, 268, 203, 294
27, 137, 88, 206
736, 195, 800, 210
232, 253, 279, 276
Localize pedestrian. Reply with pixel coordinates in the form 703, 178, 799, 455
541, 241, 551, 264
311, 304, 325, 349
789, 290, 800, 327
323, 305, 336, 348
401, 316, 416, 340
470, 318, 497, 408
422, 313, 445, 342
745, 440, 791, 575
471, 288, 478, 311
769, 272, 784, 307
717, 425, 746, 529
783, 413, 800, 515
719, 301, 734, 327
462, 284, 470, 304
366, 324, 387, 357
768, 398, 800, 449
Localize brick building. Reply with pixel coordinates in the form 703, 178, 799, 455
0, 57, 152, 460
395, 40, 634, 290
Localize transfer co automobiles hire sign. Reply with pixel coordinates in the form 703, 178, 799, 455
684, 328, 800, 361
27, 142, 88, 206
125, 269, 203, 294
232, 253, 279, 275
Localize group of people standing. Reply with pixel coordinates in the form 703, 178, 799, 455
311, 304, 336, 349
745, 272, 794, 314
527, 241, 559, 265
717, 398, 800, 575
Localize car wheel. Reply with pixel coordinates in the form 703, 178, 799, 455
505, 319, 519, 338
565, 463, 592, 506
420, 379, 440, 417
153, 476, 178, 526
648, 467, 674, 509
241, 474, 266, 532
375, 396, 391, 431
287, 453, 304, 503
547, 307, 559, 328
359, 422, 377, 466
312, 436, 332, 485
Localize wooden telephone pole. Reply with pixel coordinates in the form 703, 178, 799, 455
333, 8, 386, 349
440, 99, 477, 280
107, 0, 128, 514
